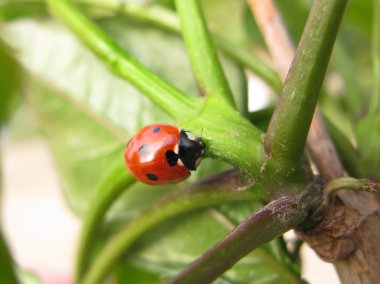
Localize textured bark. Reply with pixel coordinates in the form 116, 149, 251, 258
334, 191, 380, 284
299, 190, 380, 284
303, 112, 380, 283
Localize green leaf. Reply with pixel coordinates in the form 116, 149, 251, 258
0, 0, 47, 21
3, 15, 246, 123
0, 40, 21, 125
3, 19, 173, 134
26, 78, 125, 215
113, 261, 165, 284
200, 0, 249, 45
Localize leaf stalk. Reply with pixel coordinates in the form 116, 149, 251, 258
75, 161, 135, 282
175, 0, 235, 106
47, 0, 202, 122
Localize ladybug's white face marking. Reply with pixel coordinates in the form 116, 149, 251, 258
174, 144, 179, 154
184, 131, 197, 141
177, 158, 185, 167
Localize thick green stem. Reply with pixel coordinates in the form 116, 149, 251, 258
265, 0, 347, 176
181, 96, 264, 179
170, 194, 308, 284
175, 0, 235, 106
47, 0, 202, 122
81, 184, 262, 284
75, 161, 135, 283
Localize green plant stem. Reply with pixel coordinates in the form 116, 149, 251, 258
170, 195, 308, 284
181, 96, 264, 179
369, 0, 380, 117
264, 0, 348, 176
47, 0, 202, 122
75, 161, 136, 283
81, 186, 262, 284
0, 230, 19, 284
324, 177, 380, 198
175, 0, 235, 106
309, 177, 380, 221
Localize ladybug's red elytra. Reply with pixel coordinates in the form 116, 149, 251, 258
124, 124, 205, 185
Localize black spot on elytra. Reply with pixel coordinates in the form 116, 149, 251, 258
153, 127, 160, 133
165, 150, 178, 167
138, 144, 148, 156
146, 173, 158, 181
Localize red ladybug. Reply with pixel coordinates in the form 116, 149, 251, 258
124, 124, 205, 185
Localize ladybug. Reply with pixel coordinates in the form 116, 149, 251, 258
124, 124, 205, 185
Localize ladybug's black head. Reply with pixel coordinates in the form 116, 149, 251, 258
178, 130, 205, 171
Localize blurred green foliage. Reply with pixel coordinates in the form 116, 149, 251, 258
0, 40, 21, 126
